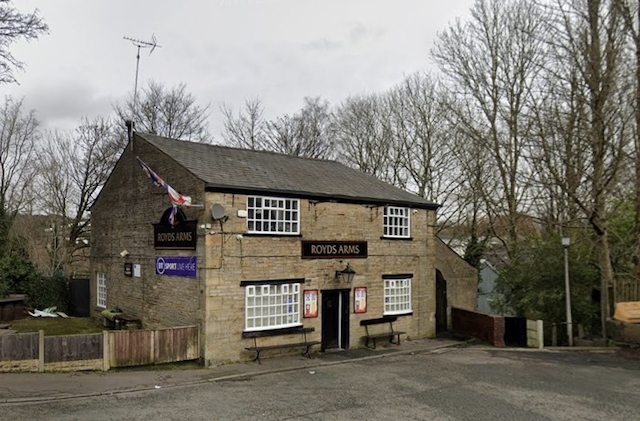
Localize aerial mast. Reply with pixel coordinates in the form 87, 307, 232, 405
123, 34, 161, 112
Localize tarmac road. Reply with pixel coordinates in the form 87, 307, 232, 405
2, 345, 640, 421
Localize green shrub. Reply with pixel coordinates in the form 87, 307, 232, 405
0, 242, 72, 312
0, 253, 39, 295
496, 235, 601, 336
22, 274, 73, 314
0, 279, 9, 298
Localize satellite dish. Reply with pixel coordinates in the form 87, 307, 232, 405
211, 203, 226, 220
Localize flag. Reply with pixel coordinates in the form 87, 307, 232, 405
137, 157, 192, 213
168, 206, 178, 226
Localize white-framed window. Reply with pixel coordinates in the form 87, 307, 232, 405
247, 196, 300, 234
383, 206, 410, 238
245, 283, 301, 331
384, 278, 412, 315
97, 272, 107, 308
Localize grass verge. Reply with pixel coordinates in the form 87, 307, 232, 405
9, 317, 104, 336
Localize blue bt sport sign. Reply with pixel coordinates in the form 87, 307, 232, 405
155, 256, 197, 278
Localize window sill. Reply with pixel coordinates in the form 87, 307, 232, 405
383, 311, 413, 317
380, 236, 413, 241
243, 233, 302, 238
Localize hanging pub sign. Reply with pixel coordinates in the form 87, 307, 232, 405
301, 240, 368, 259
153, 207, 197, 250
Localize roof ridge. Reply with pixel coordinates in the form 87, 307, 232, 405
136, 131, 342, 165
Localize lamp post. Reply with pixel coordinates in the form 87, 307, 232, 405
562, 236, 573, 347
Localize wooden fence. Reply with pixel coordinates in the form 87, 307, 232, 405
0, 325, 199, 373
616, 275, 640, 303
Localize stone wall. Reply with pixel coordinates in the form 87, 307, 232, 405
607, 319, 640, 345
90, 136, 207, 329
201, 193, 437, 364
527, 319, 544, 349
435, 237, 478, 311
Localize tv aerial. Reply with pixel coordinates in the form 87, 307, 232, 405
123, 34, 162, 110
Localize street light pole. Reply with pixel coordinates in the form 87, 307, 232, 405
562, 236, 573, 347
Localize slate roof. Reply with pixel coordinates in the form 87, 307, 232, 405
138, 132, 439, 209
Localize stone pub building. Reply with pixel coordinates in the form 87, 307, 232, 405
91, 132, 441, 366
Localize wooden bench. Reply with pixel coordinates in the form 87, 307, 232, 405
360, 316, 406, 349
244, 327, 320, 364
114, 314, 142, 330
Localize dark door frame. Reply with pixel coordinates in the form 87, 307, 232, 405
321, 288, 350, 351
435, 269, 448, 334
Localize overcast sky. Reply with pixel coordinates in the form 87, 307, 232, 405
4, 0, 475, 138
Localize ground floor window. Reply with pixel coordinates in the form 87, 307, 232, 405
245, 282, 301, 331
384, 277, 412, 315
97, 272, 107, 308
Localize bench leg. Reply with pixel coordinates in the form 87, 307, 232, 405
389, 334, 400, 345
303, 345, 312, 358
253, 349, 262, 364
367, 337, 379, 349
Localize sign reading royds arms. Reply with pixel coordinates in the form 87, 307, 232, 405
301, 241, 368, 259
153, 207, 197, 250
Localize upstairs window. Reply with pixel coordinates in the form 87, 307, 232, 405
247, 196, 299, 234
383, 206, 410, 238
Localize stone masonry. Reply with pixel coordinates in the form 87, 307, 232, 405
91, 133, 438, 366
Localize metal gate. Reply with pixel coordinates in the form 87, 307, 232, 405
504, 316, 527, 347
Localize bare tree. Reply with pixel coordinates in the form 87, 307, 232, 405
263, 97, 335, 159
0, 0, 48, 85
114, 80, 211, 142
0, 96, 39, 257
37, 117, 121, 273
533, 0, 629, 334
386, 73, 464, 228
221, 97, 335, 159
613, 0, 640, 297
220, 97, 267, 149
432, 0, 546, 255
445, 93, 497, 261
333, 93, 402, 186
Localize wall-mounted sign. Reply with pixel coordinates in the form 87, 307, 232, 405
124, 263, 133, 277
153, 207, 197, 250
133, 264, 141, 278
304, 289, 318, 318
354, 287, 367, 314
301, 241, 368, 259
155, 256, 197, 278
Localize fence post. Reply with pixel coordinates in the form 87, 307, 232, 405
536, 320, 544, 349
38, 330, 44, 372
103, 330, 110, 372
552, 324, 557, 346
151, 329, 156, 364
